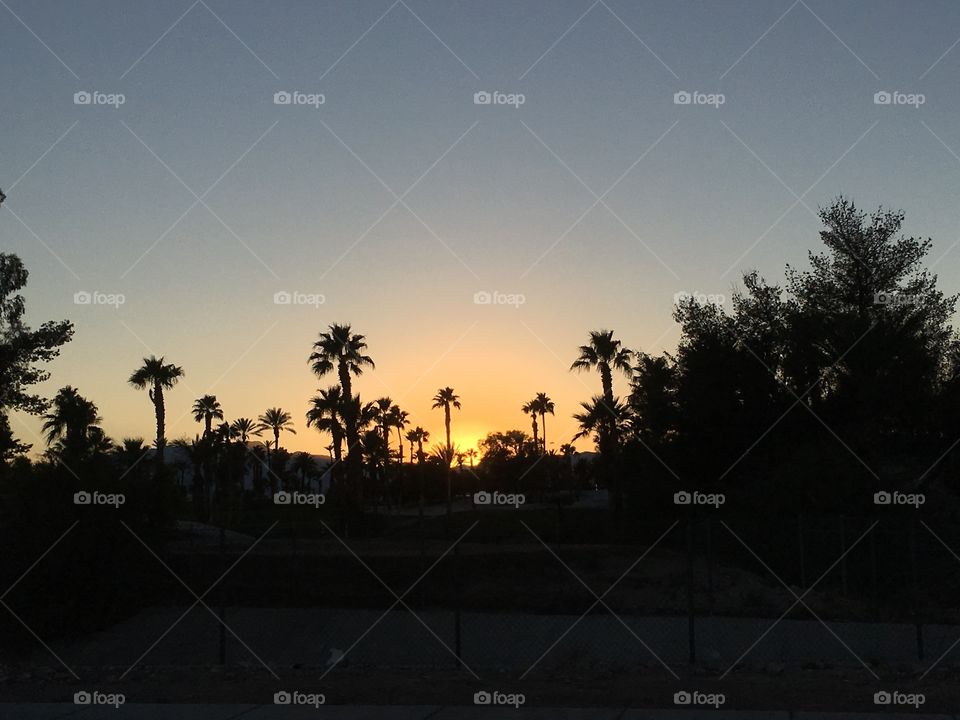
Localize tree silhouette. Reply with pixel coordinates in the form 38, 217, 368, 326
387, 404, 409, 464
230, 417, 260, 443
309, 324, 374, 508
192, 395, 223, 438
0, 253, 73, 460
307, 386, 347, 492
534, 392, 555, 453
521, 398, 539, 450
257, 407, 296, 451
432, 387, 461, 519
42, 386, 102, 459
129, 356, 183, 467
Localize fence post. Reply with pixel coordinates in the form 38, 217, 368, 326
686, 518, 696, 664
839, 515, 848, 597
454, 537, 462, 667
910, 518, 923, 661
705, 518, 714, 615
218, 508, 226, 665
797, 513, 806, 589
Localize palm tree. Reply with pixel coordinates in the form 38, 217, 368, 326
307, 386, 347, 490
432, 387, 461, 519
387, 405, 409, 464
534, 392, 555, 453
42, 386, 101, 457
573, 395, 632, 446
290, 451, 318, 492
309, 324, 375, 506
522, 398, 539, 450
406, 427, 429, 464
465, 447, 477, 467
257, 408, 296, 451
431, 387, 461, 461
192, 395, 223, 438
570, 330, 633, 409
406, 426, 429, 532
230, 417, 260, 444
373, 397, 394, 457
129, 355, 184, 466
114, 437, 148, 464
571, 332, 633, 517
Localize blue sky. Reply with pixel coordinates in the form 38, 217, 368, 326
4, 0, 960, 454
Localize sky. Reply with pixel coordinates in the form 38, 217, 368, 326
4, 0, 960, 457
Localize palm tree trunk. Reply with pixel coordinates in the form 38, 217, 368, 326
153, 383, 165, 467
338, 362, 363, 510
541, 412, 547, 454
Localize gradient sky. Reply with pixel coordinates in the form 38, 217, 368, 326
4, 0, 960, 457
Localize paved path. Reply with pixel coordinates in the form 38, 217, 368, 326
52, 607, 959, 670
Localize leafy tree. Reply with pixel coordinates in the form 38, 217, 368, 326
0, 254, 73, 460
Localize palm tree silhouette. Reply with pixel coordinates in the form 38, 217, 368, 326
257, 407, 296, 451
573, 395, 631, 444
406, 427, 429, 463
290, 451, 318, 492
309, 324, 375, 508
42, 386, 100, 458
534, 392, 555, 453
307, 386, 347, 491
465, 447, 477, 467
387, 405, 409, 464
570, 330, 633, 406
406, 426, 429, 530
521, 398, 540, 450
230, 417, 260, 444
129, 355, 184, 466
432, 387, 461, 460
192, 395, 223, 438
432, 387, 461, 519
373, 397, 394, 460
